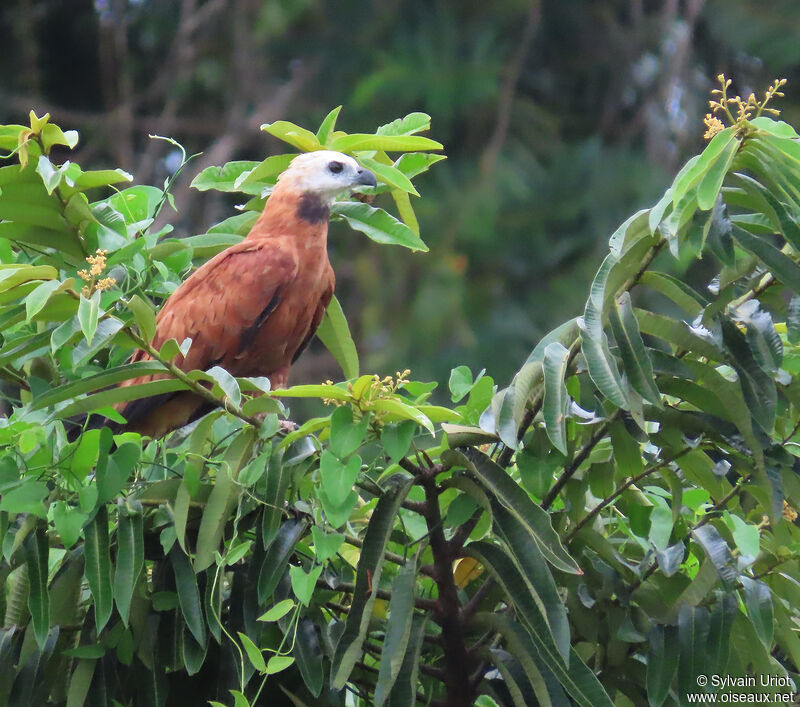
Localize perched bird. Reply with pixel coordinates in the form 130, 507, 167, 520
104, 151, 376, 439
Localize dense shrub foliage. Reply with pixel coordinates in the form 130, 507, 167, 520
2, 83, 800, 706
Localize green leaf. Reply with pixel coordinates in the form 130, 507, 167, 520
310, 527, 344, 564
36, 155, 62, 194
706, 593, 737, 676
381, 420, 416, 464
32, 360, 167, 410
677, 605, 710, 706
265, 656, 295, 674
386, 613, 428, 707
369, 397, 434, 433
270, 383, 350, 401
233, 155, 294, 191
126, 294, 157, 342
25, 279, 62, 321
77, 291, 100, 345
355, 156, 418, 195
329, 406, 369, 458
725, 514, 760, 559
205, 365, 241, 407
330, 473, 415, 689
316, 106, 342, 144
491, 501, 570, 660
194, 429, 252, 571
740, 577, 773, 649
639, 271, 705, 317
449, 365, 480, 403
475, 612, 612, 707
376, 113, 432, 136
52, 502, 87, 549
258, 517, 308, 601
98, 442, 140, 504
260, 445, 289, 549
542, 341, 571, 455
320, 450, 361, 508
114, 500, 143, 627
447, 448, 580, 574
374, 560, 418, 707
65, 659, 96, 707
486, 648, 545, 707
294, 618, 324, 697
260, 121, 321, 151
647, 624, 679, 707
84, 505, 113, 632
692, 524, 737, 590
257, 598, 295, 622
671, 128, 735, 206
63, 644, 106, 659
579, 273, 628, 408
23, 523, 49, 650
0, 481, 48, 517
331, 201, 428, 251
392, 189, 419, 235
238, 632, 266, 673
731, 223, 800, 293
289, 564, 323, 606
697, 138, 740, 210
329, 133, 442, 153
750, 116, 799, 138
315, 295, 359, 379
721, 319, 776, 434
609, 292, 662, 405
394, 152, 447, 179
171, 546, 206, 647
189, 161, 260, 193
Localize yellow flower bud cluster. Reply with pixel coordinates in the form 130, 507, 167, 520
77, 249, 116, 297
704, 74, 787, 140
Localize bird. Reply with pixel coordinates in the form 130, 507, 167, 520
91, 150, 376, 439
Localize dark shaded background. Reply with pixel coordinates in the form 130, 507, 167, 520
2, 0, 799, 388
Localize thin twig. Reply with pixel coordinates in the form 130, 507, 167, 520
542, 413, 619, 510
567, 446, 693, 541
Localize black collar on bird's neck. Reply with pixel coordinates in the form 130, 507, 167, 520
296, 192, 330, 224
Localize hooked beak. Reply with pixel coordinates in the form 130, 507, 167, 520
355, 167, 377, 188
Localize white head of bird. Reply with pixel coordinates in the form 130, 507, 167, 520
278, 150, 377, 203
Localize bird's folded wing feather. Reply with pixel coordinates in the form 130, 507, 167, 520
118, 239, 299, 425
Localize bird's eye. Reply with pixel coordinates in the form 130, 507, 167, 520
328, 161, 344, 174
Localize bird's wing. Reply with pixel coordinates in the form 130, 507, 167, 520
118, 239, 299, 429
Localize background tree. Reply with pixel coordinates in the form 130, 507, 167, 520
4, 0, 800, 386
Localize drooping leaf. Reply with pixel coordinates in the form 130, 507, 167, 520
23, 523, 49, 650
316, 295, 359, 379
331, 201, 428, 251
740, 576, 773, 649
542, 342, 571, 455
330, 473, 415, 689
374, 559, 418, 706
647, 624, 679, 707
677, 605, 710, 706
84, 506, 113, 632
609, 292, 661, 405
171, 546, 206, 648
446, 448, 580, 574
113, 499, 143, 627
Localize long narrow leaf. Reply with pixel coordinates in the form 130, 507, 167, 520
23, 523, 49, 650
84, 506, 113, 632
330, 473, 415, 689
113, 499, 144, 627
